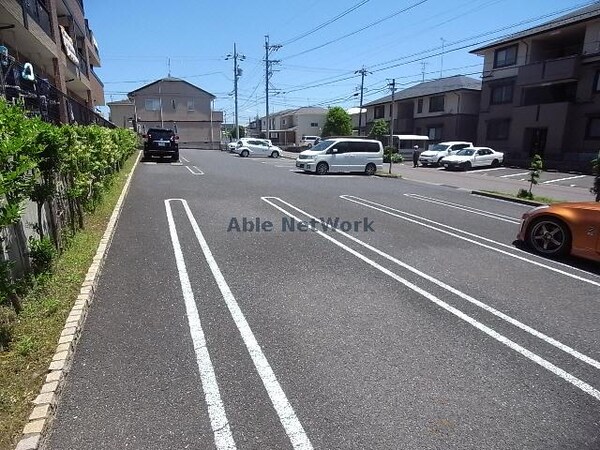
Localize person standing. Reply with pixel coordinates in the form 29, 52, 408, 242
412, 145, 420, 168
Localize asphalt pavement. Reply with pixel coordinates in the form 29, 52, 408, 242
44, 149, 600, 450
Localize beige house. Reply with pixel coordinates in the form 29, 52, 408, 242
251, 107, 327, 145
364, 75, 481, 145
0, 0, 104, 120
111, 77, 223, 147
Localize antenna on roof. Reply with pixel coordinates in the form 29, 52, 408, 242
167, 57, 171, 77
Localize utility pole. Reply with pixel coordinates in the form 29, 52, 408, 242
421, 61, 428, 82
226, 44, 245, 140
440, 38, 446, 78
388, 78, 396, 174
265, 35, 281, 141
355, 67, 370, 136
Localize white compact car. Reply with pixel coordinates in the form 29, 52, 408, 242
418, 141, 473, 166
441, 147, 504, 170
236, 138, 281, 158
295, 138, 383, 175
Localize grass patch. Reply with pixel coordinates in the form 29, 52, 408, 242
480, 190, 560, 204
0, 152, 138, 450
375, 171, 402, 179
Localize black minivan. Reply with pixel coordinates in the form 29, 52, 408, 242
143, 128, 179, 161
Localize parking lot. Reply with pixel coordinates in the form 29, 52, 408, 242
46, 149, 600, 449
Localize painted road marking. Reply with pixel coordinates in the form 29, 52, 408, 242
176, 199, 313, 450
262, 197, 600, 402
186, 165, 204, 175
165, 201, 236, 450
499, 171, 529, 178
404, 193, 520, 224
340, 195, 600, 288
181, 156, 190, 163
542, 175, 586, 184
470, 167, 509, 173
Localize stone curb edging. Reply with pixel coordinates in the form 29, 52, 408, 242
471, 190, 546, 206
15, 151, 141, 450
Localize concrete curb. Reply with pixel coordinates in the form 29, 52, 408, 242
471, 190, 547, 206
15, 151, 141, 450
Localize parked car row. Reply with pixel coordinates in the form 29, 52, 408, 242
417, 141, 504, 170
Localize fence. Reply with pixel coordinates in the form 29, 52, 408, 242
0, 52, 113, 127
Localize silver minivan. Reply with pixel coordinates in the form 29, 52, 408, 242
295, 138, 383, 175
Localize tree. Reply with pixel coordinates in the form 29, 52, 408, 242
368, 119, 389, 141
230, 125, 245, 140
518, 154, 543, 199
322, 107, 352, 137
591, 150, 600, 202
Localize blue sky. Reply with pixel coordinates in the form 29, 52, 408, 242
88, 0, 591, 122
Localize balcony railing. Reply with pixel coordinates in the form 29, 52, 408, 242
22, 0, 53, 39
516, 55, 580, 86
77, 51, 88, 76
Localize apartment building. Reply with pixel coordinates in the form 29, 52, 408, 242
471, 3, 600, 171
364, 75, 481, 145
0, 0, 104, 119
109, 77, 223, 146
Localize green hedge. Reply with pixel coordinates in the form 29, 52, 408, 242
0, 99, 137, 344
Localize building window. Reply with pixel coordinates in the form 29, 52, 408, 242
427, 125, 443, 140
586, 117, 600, 139
310, 122, 318, 127
494, 44, 518, 68
487, 119, 511, 140
429, 95, 444, 112
417, 98, 423, 113
187, 100, 195, 111
594, 71, 600, 93
491, 83, 514, 105
145, 99, 160, 111
374, 105, 385, 119
171, 99, 176, 110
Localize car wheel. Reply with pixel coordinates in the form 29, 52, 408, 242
172, 153, 179, 162
437, 158, 444, 166
365, 163, 376, 176
526, 217, 571, 257
241, 150, 249, 158
271, 151, 280, 158
316, 162, 329, 175
491, 159, 500, 167
463, 161, 472, 171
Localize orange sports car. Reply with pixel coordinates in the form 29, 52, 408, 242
517, 202, 600, 261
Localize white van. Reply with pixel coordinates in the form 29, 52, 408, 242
300, 135, 320, 147
295, 138, 383, 175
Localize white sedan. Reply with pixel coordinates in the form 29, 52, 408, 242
441, 147, 504, 171
235, 138, 282, 158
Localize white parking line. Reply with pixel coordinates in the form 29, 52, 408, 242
470, 167, 509, 173
186, 165, 204, 175
165, 200, 236, 450
542, 175, 586, 184
340, 195, 600, 288
499, 172, 529, 178
262, 197, 600, 402
181, 156, 190, 163
177, 199, 313, 450
404, 193, 520, 224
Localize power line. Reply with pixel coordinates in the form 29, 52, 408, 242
281, 0, 370, 46
282, 0, 430, 60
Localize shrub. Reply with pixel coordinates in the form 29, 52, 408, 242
517, 188, 534, 200
28, 237, 56, 275
0, 305, 17, 351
